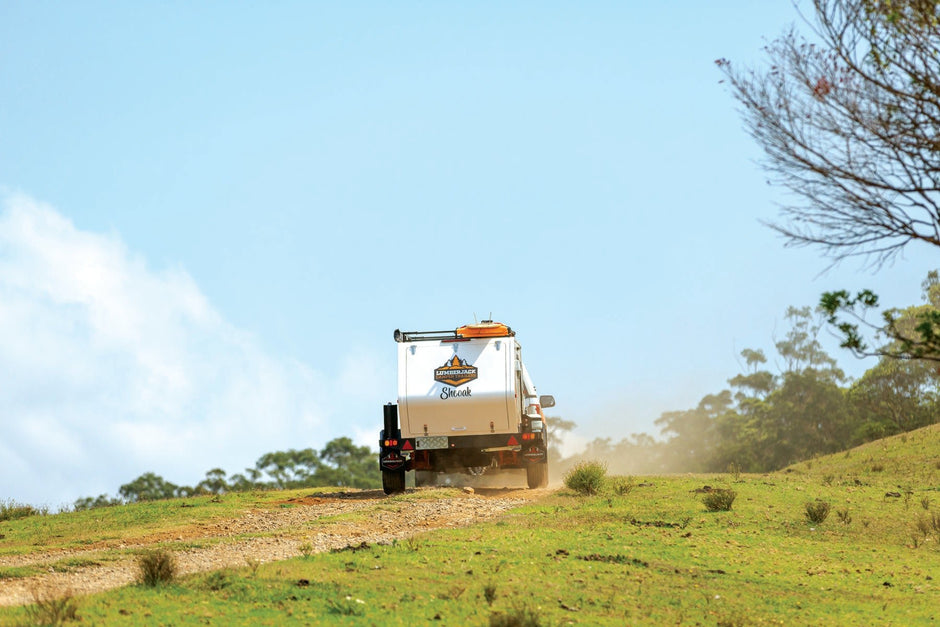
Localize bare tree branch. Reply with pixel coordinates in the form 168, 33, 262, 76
717, 0, 940, 265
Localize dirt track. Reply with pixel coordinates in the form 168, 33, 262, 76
0, 487, 547, 607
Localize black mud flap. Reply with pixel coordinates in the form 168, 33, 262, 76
522, 445, 546, 464
380, 451, 405, 471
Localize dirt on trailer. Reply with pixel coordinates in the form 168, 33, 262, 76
0, 487, 551, 607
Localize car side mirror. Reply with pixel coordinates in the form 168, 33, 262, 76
539, 395, 555, 408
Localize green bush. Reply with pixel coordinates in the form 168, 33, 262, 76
489, 605, 543, 627
564, 461, 607, 495
804, 500, 831, 524
0, 499, 43, 522
137, 549, 177, 587
483, 582, 498, 606
25, 588, 79, 626
702, 489, 736, 512
836, 508, 852, 525
199, 570, 232, 592
607, 476, 635, 496
327, 596, 366, 616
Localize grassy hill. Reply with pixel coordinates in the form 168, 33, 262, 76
2, 425, 939, 625
786, 422, 940, 485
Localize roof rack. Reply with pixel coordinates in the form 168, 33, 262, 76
394, 329, 459, 342
394, 322, 514, 343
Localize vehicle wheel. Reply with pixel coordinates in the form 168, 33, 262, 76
526, 463, 548, 489
382, 469, 406, 495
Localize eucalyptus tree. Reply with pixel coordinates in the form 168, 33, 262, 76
719, 0, 940, 360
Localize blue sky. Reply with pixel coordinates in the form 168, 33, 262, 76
1, 2, 933, 506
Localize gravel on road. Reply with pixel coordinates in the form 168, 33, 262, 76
0, 487, 547, 607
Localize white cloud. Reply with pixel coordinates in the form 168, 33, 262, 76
0, 193, 347, 507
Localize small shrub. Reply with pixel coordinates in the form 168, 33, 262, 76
0, 500, 43, 522
200, 570, 231, 592
489, 605, 543, 627
327, 596, 365, 616
607, 476, 635, 496
702, 489, 736, 512
564, 461, 607, 496
822, 474, 834, 486
836, 508, 852, 525
870, 463, 885, 472
438, 585, 466, 600
25, 587, 79, 626
483, 582, 498, 606
716, 612, 749, 627
727, 462, 741, 482
137, 549, 177, 587
914, 516, 931, 538
245, 556, 262, 575
804, 500, 831, 525
299, 541, 314, 558
921, 496, 931, 510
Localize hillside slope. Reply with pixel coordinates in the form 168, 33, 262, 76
0, 488, 538, 607
785, 422, 940, 486
0, 426, 938, 625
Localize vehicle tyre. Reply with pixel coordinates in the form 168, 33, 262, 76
382, 469, 406, 495
526, 463, 548, 489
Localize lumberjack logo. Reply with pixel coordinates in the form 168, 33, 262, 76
434, 355, 478, 387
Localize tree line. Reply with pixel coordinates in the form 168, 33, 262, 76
567, 0, 940, 477
74, 437, 378, 510
558, 274, 940, 476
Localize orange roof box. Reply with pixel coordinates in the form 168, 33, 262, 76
456, 321, 514, 338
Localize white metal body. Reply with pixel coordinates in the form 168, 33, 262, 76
397, 335, 537, 438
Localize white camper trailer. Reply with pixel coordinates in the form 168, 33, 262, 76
379, 321, 554, 494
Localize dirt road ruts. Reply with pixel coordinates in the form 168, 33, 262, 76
0, 487, 548, 607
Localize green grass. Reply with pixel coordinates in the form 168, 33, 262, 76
2, 426, 939, 625
785, 423, 940, 486
0, 488, 349, 559
0, 566, 41, 580
0, 501, 46, 522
